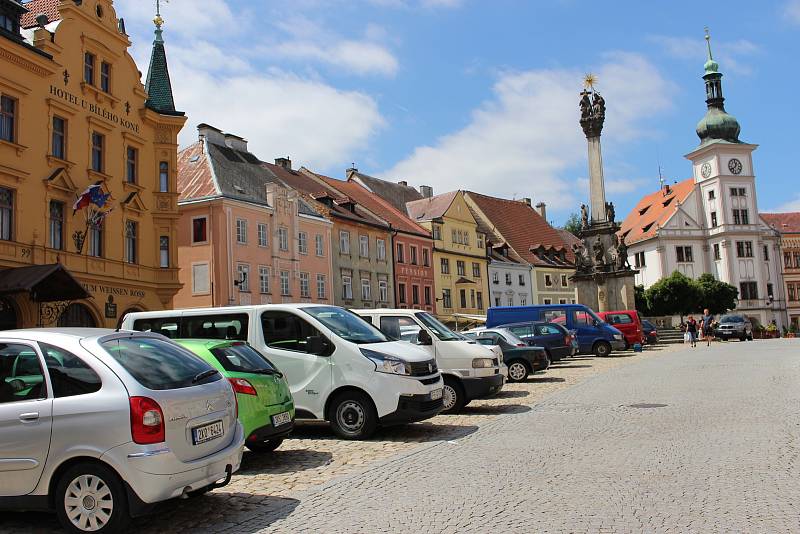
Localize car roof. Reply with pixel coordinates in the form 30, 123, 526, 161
125, 303, 336, 318
0, 328, 125, 341
351, 308, 427, 314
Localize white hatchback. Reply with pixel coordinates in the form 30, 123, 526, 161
0, 329, 244, 533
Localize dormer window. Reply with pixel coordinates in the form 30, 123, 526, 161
0, 13, 15, 33
638, 205, 650, 216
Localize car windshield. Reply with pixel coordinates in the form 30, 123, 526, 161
100, 336, 219, 390
721, 315, 744, 323
499, 329, 527, 345
207, 342, 278, 373
303, 306, 389, 344
415, 312, 462, 341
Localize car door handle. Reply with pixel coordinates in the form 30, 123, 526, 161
19, 412, 39, 423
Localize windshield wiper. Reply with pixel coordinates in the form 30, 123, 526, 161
192, 369, 219, 384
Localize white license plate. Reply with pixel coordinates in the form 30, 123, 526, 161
430, 388, 443, 400
192, 420, 224, 445
271, 411, 292, 427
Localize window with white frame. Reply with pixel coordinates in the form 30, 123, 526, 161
259, 266, 270, 294
545, 274, 552, 287
676, 246, 694, 263
342, 275, 353, 300
299, 272, 310, 298
280, 270, 290, 296
159, 236, 169, 268
257, 223, 268, 247
340, 231, 350, 254
315, 234, 324, 256
377, 238, 386, 260
361, 278, 371, 301
192, 216, 208, 244
359, 235, 369, 257
236, 263, 250, 292
561, 274, 568, 287
298, 231, 308, 254
236, 218, 247, 244
543, 298, 552, 305
634, 251, 646, 268
520, 295, 527, 306
316, 274, 326, 299
379, 280, 388, 302
278, 227, 289, 251
736, 241, 754, 258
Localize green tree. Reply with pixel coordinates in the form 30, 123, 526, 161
645, 271, 701, 318
634, 284, 651, 316
562, 212, 582, 236
696, 273, 738, 315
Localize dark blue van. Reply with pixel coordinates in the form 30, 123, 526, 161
486, 304, 625, 357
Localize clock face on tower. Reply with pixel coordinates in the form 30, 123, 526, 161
728, 158, 743, 175
700, 162, 712, 179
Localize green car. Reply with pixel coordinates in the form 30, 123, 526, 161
175, 339, 295, 453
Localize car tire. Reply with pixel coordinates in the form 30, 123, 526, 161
246, 438, 284, 453
328, 391, 378, 440
594, 341, 612, 358
55, 462, 130, 534
442, 376, 466, 414
739, 334, 746, 342
506, 360, 530, 383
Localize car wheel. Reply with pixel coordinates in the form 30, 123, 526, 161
506, 360, 530, 383
739, 334, 746, 342
441, 376, 466, 414
246, 438, 284, 453
594, 341, 612, 358
328, 391, 378, 440
55, 462, 130, 534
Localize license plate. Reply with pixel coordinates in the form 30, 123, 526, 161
430, 388, 443, 400
192, 420, 224, 445
271, 411, 292, 427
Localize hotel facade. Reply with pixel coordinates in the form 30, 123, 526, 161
0, 0, 185, 328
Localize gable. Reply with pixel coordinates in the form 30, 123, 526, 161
43, 167, 78, 195
444, 193, 478, 226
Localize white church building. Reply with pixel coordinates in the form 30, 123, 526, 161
619, 36, 786, 328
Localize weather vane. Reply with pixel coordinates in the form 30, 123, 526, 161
704, 26, 713, 59
583, 73, 597, 92
154, 0, 167, 28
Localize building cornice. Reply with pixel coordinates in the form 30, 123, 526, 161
0, 39, 58, 78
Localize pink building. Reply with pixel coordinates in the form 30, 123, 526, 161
174, 125, 333, 308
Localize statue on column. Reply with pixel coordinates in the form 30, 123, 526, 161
592, 235, 605, 265
614, 234, 630, 271
605, 201, 615, 224
580, 203, 589, 229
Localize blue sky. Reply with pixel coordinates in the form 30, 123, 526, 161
121, 0, 800, 225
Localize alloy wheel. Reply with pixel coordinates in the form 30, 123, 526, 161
64, 474, 114, 532
508, 362, 527, 381
442, 384, 457, 411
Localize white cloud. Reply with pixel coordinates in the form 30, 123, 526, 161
648, 34, 761, 76
383, 53, 673, 211
785, 0, 800, 24
774, 195, 800, 212
576, 177, 647, 195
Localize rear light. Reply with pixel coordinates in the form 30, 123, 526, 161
229, 377, 257, 396
516, 343, 526, 347
564, 335, 570, 345
129, 396, 165, 445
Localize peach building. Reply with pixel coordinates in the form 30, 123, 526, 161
174, 125, 333, 308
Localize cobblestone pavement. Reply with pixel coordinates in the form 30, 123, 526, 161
1, 343, 681, 533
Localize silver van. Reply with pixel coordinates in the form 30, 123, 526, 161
0, 329, 244, 533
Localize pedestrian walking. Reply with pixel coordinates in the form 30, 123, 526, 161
686, 315, 698, 347
701, 308, 714, 347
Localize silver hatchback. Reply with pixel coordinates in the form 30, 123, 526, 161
0, 329, 244, 533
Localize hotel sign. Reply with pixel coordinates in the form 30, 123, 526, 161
49, 85, 141, 134
82, 282, 146, 299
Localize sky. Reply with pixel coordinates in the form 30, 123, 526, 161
118, 0, 800, 226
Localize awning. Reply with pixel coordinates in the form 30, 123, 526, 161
452, 313, 487, 323
0, 264, 89, 302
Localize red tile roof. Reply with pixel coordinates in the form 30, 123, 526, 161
465, 192, 573, 267
406, 191, 458, 222
619, 178, 695, 245
761, 212, 800, 234
321, 177, 430, 237
177, 142, 217, 201
21, 0, 60, 28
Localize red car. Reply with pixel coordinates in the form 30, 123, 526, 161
596, 310, 644, 348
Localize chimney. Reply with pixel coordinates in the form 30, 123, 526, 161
520, 197, 531, 207
398, 180, 408, 187
224, 133, 248, 152
197, 123, 226, 147
534, 201, 546, 220
663, 184, 671, 196
419, 185, 433, 198
275, 157, 292, 170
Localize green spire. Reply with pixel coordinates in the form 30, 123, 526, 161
703, 27, 719, 75
696, 27, 740, 145
144, 6, 182, 115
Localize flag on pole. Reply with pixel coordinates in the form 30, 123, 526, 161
73, 184, 112, 213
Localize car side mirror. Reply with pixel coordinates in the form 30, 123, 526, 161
307, 335, 332, 356
417, 329, 433, 346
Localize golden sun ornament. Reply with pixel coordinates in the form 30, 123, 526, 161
583, 73, 597, 91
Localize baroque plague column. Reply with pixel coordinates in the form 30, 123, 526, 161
0, 0, 185, 328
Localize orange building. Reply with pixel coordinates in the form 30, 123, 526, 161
0, 0, 185, 328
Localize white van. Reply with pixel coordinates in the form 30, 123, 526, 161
353, 309, 505, 413
121, 305, 443, 440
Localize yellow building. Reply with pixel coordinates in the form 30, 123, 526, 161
407, 191, 488, 324
0, 0, 185, 328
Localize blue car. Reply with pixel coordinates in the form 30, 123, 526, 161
499, 321, 573, 361
486, 304, 625, 357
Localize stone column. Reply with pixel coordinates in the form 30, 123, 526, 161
587, 136, 607, 223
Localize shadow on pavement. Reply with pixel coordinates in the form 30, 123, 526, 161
528, 376, 566, 383
239, 448, 333, 475
493, 389, 530, 399
0, 512, 61, 533
550, 364, 593, 369
460, 404, 532, 416
377, 421, 479, 442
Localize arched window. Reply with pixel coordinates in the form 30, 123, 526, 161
57, 303, 97, 328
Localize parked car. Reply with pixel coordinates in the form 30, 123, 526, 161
122, 305, 444, 440
355, 309, 504, 413
470, 328, 549, 382
459, 331, 506, 361
486, 304, 626, 357
641, 320, 658, 344
0, 329, 244, 533
714, 314, 753, 341
176, 339, 295, 453
596, 310, 645, 348
493, 321, 573, 361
